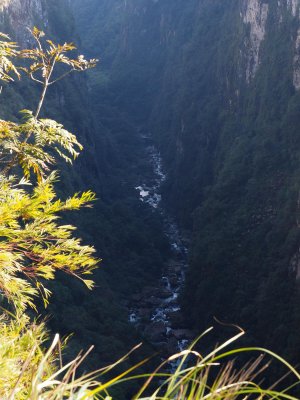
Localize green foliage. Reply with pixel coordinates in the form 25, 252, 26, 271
0, 314, 49, 400
73, 0, 300, 365
4, 322, 299, 400
1, 4, 300, 399
0, 32, 19, 82
0, 26, 101, 398
1, 7, 169, 385
0, 110, 83, 181
0, 173, 97, 310
0, 26, 98, 309
20, 27, 97, 88
133, 328, 300, 399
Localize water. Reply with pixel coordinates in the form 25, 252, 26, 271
129, 141, 192, 360
135, 146, 166, 209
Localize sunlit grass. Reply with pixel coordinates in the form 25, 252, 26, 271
5, 325, 299, 399
131, 327, 300, 399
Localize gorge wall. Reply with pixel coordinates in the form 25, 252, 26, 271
0, 0, 46, 35
2, 0, 300, 373
0, 0, 168, 385
154, 0, 300, 359
73, 0, 300, 363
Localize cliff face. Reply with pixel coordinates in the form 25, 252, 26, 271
154, 0, 300, 358
71, 0, 300, 361
240, 0, 300, 90
4, 0, 300, 364
0, 0, 169, 373
0, 0, 99, 182
0, 0, 47, 41
288, 0, 300, 89
241, 0, 269, 83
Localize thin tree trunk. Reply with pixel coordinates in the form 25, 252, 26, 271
35, 81, 48, 119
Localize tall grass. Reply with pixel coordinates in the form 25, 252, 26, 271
5, 325, 300, 399
132, 327, 300, 399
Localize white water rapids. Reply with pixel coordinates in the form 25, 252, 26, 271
129, 143, 192, 365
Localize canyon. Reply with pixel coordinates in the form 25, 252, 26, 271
1, 0, 300, 371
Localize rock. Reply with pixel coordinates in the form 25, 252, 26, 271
163, 337, 179, 357
130, 293, 143, 303
145, 296, 162, 307
168, 311, 185, 329
166, 260, 182, 269
142, 286, 158, 296
242, 0, 269, 83
138, 308, 152, 320
174, 265, 183, 274
169, 274, 178, 287
144, 322, 166, 342
172, 329, 195, 341
158, 288, 173, 299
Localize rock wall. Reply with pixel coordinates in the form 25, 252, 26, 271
241, 0, 269, 83
293, 28, 300, 89
288, 0, 300, 89
287, 0, 300, 17
0, 0, 47, 42
240, 0, 300, 90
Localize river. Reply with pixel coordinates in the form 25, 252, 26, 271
129, 139, 194, 363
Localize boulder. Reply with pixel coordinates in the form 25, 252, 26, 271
158, 288, 173, 299
145, 295, 162, 307
144, 322, 166, 342
168, 311, 185, 328
169, 274, 179, 287
163, 337, 179, 357
172, 329, 195, 341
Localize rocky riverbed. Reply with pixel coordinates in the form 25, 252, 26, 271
129, 143, 195, 359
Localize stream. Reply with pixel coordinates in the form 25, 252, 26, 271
128, 139, 194, 362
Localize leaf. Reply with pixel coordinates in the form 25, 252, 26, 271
0, 175, 98, 311
0, 34, 20, 82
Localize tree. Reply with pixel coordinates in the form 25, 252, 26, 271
0, 27, 99, 398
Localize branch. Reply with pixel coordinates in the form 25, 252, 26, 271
34, 32, 47, 71
48, 68, 75, 85
1, 154, 18, 176
29, 72, 43, 85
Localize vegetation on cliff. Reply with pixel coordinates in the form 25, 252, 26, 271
0, 0, 171, 373
0, 26, 99, 396
0, 23, 299, 400
72, 0, 300, 365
